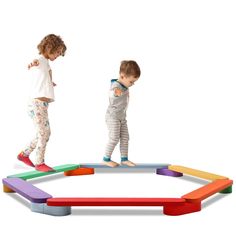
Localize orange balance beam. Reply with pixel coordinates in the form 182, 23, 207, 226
182, 179, 233, 203
64, 168, 94, 176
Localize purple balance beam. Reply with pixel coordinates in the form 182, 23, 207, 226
2, 178, 52, 203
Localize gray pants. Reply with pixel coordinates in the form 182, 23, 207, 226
104, 117, 129, 158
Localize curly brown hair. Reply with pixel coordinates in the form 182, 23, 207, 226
119, 60, 141, 78
37, 34, 67, 56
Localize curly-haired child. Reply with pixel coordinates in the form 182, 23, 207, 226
17, 34, 66, 172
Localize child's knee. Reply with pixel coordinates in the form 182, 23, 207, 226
39, 129, 51, 143
109, 137, 120, 145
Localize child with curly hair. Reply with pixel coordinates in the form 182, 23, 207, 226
17, 34, 66, 172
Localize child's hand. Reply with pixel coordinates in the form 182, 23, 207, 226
28, 59, 39, 69
114, 88, 122, 97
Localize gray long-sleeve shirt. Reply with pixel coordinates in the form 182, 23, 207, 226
106, 79, 129, 120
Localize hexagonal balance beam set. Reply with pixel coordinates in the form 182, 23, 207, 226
2, 163, 233, 216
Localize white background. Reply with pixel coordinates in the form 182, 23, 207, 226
0, 0, 235, 235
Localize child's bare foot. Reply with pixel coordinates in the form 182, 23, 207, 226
103, 160, 119, 167
121, 160, 136, 167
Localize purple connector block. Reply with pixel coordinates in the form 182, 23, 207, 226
156, 168, 183, 177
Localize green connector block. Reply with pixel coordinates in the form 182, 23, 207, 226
220, 185, 232, 194
7, 164, 80, 180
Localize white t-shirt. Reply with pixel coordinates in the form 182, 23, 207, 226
29, 56, 55, 102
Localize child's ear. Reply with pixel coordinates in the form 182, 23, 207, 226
120, 74, 125, 80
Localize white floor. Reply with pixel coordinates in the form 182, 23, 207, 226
1, 0, 236, 235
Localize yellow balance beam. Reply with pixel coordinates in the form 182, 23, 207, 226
169, 165, 228, 181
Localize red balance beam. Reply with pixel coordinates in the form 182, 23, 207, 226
47, 197, 202, 215
47, 197, 185, 206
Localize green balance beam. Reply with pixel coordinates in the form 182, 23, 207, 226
7, 164, 80, 180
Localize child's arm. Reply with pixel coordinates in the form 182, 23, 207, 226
49, 70, 57, 86
28, 59, 39, 69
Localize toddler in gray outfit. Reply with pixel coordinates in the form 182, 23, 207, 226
103, 60, 141, 167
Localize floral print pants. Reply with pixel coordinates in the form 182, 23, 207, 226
24, 99, 51, 164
